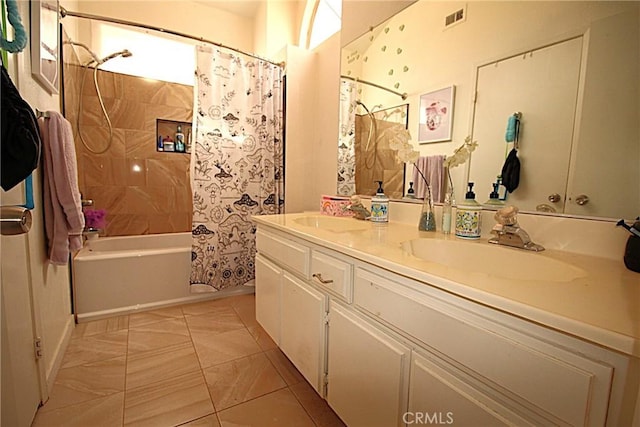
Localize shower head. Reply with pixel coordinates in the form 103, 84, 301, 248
98, 49, 133, 64
66, 41, 132, 67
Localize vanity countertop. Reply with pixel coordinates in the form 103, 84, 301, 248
253, 213, 640, 357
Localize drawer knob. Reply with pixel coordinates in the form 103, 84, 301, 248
312, 273, 334, 284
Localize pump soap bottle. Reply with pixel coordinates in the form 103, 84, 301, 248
371, 181, 389, 223
455, 182, 482, 239
484, 181, 505, 207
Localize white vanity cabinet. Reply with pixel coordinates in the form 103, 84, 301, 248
255, 254, 282, 344
354, 266, 615, 427
408, 350, 514, 427
255, 228, 311, 344
254, 222, 637, 427
280, 272, 327, 393
327, 302, 410, 427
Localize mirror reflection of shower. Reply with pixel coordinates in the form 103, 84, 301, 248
354, 102, 409, 199
67, 40, 133, 154
337, 76, 409, 199
355, 99, 381, 169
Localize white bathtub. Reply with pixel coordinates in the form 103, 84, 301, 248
72, 232, 253, 321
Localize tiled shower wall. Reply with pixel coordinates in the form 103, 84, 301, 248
63, 44, 193, 236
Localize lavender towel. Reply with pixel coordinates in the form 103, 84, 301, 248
39, 112, 84, 264
412, 155, 445, 202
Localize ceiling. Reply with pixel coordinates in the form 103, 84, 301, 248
192, 0, 262, 18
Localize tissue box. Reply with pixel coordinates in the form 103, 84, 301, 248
320, 195, 353, 217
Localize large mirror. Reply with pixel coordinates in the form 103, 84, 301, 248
339, 1, 639, 221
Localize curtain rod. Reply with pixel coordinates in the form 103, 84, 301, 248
341, 75, 408, 100
59, 6, 285, 68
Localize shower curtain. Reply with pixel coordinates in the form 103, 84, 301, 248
190, 46, 284, 292
337, 79, 356, 196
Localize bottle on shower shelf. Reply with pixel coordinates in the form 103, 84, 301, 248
185, 129, 192, 153
175, 125, 185, 152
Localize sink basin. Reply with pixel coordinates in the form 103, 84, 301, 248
401, 238, 586, 282
293, 215, 369, 233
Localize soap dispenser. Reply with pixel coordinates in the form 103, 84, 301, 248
484, 181, 505, 207
455, 182, 482, 239
406, 182, 416, 199
371, 181, 389, 223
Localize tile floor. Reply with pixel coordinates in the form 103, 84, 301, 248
33, 293, 346, 427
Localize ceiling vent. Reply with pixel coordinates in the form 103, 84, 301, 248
445, 6, 466, 29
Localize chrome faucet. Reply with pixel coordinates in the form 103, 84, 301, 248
344, 195, 371, 220
488, 206, 544, 252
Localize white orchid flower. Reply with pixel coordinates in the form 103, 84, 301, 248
444, 136, 478, 169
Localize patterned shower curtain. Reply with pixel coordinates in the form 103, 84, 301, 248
190, 46, 284, 293
337, 79, 356, 196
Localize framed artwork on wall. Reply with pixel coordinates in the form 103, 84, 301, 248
418, 85, 455, 143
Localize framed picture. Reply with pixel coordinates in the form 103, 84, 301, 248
418, 85, 455, 143
30, 0, 59, 94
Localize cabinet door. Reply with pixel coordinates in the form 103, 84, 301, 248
327, 303, 410, 427
409, 351, 533, 427
280, 272, 327, 393
255, 254, 282, 344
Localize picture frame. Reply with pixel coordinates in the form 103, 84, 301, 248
418, 85, 455, 143
30, 0, 59, 94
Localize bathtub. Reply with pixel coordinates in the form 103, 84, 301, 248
72, 232, 253, 322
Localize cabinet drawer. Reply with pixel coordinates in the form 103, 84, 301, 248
256, 229, 310, 278
354, 267, 613, 427
310, 250, 353, 301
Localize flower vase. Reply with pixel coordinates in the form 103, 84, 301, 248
442, 189, 453, 234
418, 186, 436, 231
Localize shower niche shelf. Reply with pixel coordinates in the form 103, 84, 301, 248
156, 119, 192, 153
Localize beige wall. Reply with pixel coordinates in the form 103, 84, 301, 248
282, 45, 317, 213
310, 32, 341, 208
261, 1, 301, 58
71, 1, 255, 53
